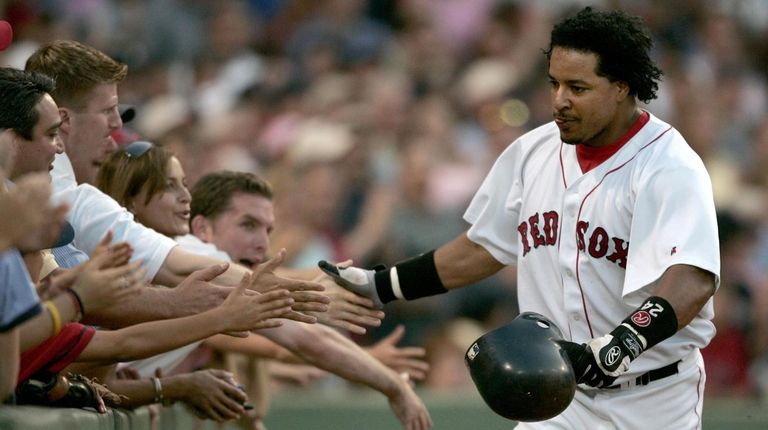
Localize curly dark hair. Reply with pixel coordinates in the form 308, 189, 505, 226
545, 7, 663, 103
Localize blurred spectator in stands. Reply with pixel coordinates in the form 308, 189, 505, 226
702, 211, 759, 397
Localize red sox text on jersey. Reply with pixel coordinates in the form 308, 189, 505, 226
518, 211, 629, 269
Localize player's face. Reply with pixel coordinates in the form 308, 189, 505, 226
203, 193, 274, 269
61, 83, 122, 185
10, 94, 64, 179
131, 156, 191, 237
548, 47, 627, 147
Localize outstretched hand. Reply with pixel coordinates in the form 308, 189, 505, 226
253, 249, 330, 324
307, 261, 385, 335
387, 375, 433, 430
318, 260, 385, 309
172, 262, 240, 316
366, 325, 429, 381
67, 232, 143, 314
218, 268, 297, 333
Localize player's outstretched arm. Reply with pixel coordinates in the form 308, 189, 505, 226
560, 264, 716, 387
319, 231, 505, 308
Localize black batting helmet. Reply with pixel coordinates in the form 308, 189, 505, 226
464, 312, 576, 422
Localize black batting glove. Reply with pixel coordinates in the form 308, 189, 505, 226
559, 322, 648, 388
559, 323, 641, 388
558, 340, 618, 388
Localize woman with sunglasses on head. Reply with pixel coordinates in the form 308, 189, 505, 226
97, 141, 192, 239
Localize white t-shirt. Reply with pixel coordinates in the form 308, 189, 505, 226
464, 112, 720, 383
175, 234, 231, 262
50, 153, 177, 280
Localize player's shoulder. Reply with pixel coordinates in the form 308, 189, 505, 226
498, 122, 560, 158
635, 112, 708, 172
520, 121, 560, 146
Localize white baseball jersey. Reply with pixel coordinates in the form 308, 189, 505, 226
464, 111, 720, 384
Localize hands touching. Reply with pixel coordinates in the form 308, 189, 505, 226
318, 260, 384, 309
308, 260, 384, 335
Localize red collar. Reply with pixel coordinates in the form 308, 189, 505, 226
575, 111, 650, 174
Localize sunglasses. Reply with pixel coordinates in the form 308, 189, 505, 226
122, 140, 154, 158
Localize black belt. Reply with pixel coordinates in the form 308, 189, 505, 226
605, 360, 681, 389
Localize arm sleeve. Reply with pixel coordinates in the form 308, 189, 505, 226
52, 183, 177, 280
463, 144, 523, 265
623, 161, 720, 297
0, 249, 42, 332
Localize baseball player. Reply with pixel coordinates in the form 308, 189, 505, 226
321, 7, 719, 429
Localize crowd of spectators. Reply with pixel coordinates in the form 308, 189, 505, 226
2, 0, 768, 413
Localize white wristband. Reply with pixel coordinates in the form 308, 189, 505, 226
390, 267, 404, 300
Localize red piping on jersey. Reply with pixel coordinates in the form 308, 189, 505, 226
695, 363, 704, 426
574, 125, 673, 337
558, 144, 568, 339
559, 143, 568, 188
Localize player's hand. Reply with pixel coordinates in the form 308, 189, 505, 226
558, 339, 619, 388
306, 268, 385, 335
318, 260, 385, 309
558, 334, 631, 388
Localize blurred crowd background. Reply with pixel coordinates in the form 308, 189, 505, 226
2, 0, 768, 401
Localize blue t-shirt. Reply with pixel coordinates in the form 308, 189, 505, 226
0, 248, 41, 332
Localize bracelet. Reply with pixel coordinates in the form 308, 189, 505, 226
151, 377, 164, 404
43, 301, 62, 337
65, 289, 84, 322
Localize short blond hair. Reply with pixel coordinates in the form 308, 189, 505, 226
25, 40, 127, 108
